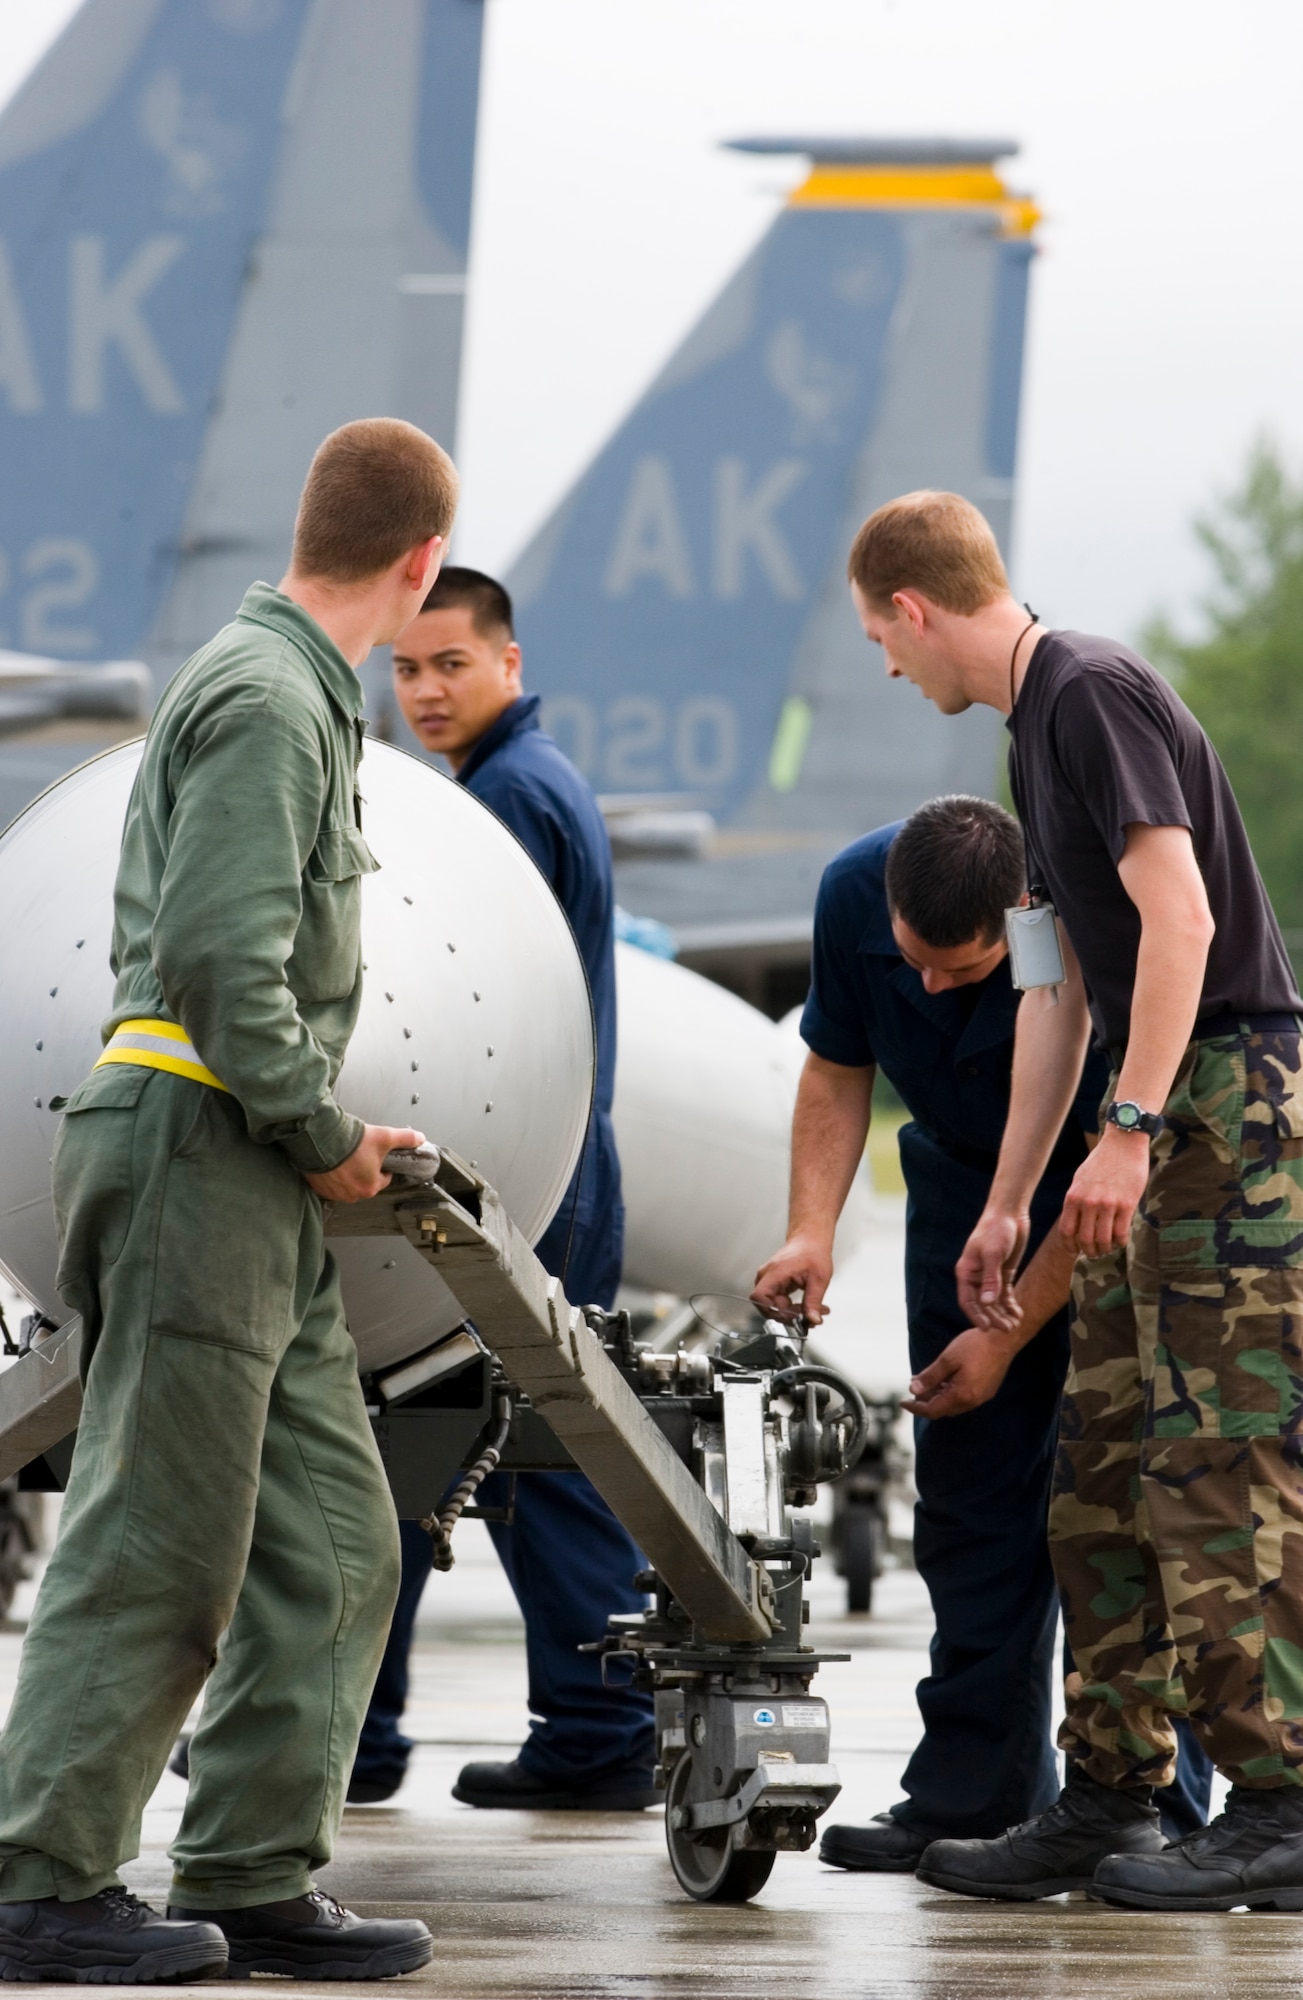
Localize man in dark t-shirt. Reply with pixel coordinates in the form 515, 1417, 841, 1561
752, 800, 1209, 1872
1008, 632, 1298, 1048
845, 489, 1303, 1914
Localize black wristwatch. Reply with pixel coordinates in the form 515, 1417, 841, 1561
1105, 1099, 1164, 1138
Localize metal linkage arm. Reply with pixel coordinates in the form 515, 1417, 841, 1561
329, 1151, 772, 1645
0, 1318, 83, 1481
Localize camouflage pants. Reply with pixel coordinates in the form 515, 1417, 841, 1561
1052, 1023, 1303, 1791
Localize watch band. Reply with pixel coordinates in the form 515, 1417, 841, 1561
1105, 1098, 1164, 1138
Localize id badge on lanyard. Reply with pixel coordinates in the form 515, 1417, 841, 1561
1004, 894, 1066, 996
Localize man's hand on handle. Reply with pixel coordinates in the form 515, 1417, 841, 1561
304, 1124, 427, 1204
751, 1230, 834, 1327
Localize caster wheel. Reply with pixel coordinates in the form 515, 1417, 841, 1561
664, 1755, 776, 1903
841, 1504, 883, 1615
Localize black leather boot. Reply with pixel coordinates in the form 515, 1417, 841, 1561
819, 1814, 933, 1873
1091, 1786, 1303, 1910
0, 1887, 227, 1984
452, 1758, 658, 1811
916, 1772, 1165, 1900
168, 1892, 431, 1980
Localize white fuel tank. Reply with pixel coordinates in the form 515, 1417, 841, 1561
0, 741, 867, 1371
0, 739, 593, 1373
611, 946, 870, 1297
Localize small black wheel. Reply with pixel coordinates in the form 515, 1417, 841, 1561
664, 1756, 777, 1903
841, 1503, 883, 1615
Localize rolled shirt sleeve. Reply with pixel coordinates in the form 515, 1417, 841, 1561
800, 877, 876, 1068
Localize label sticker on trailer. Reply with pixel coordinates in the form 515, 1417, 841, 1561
782, 1703, 827, 1729
752, 1708, 777, 1727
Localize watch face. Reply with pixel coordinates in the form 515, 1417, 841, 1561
1115, 1103, 1140, 1128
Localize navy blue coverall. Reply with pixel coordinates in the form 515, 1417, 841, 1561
805, 824, 1212, 1841
354, 696, 654, 1793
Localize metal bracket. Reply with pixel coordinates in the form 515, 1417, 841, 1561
670, 1760, 842, 1833
328, 1147, 773, 1645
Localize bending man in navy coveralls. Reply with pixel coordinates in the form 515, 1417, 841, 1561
753, 798, 1212, 1870
351, 568, 654, 1811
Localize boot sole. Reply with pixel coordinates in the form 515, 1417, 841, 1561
226, 1935, 433, 1980
451, 1784, 658, 1812
819, 1842, 924, 1874
1089, 1882, 1303, 1912
0, 1943, 228, 1984
917, 1865, 1092, 1901
820, 1853, 921, 1874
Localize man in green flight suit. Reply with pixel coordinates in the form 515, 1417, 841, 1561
0, 419, 456, 1984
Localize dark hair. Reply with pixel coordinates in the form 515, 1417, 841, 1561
292, 419, 458, 581
420, 565, 514, 639
885, 795, 1025, 948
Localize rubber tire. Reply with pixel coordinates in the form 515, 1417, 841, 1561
841, 1504, 882, 1615
664, 1757, 777, 1903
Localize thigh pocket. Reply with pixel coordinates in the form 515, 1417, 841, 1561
151, 1092, 312, 1354
1148, 1218, 1303, 1440
1241, 1030, 1303, 1206
1165, 1037, 1245, 1164
1063, 1251, 1144, 1442
53, 1063, 155, 1276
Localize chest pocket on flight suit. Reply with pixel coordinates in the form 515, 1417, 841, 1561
293, 826, 378, 1001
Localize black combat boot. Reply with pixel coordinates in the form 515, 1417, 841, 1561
820, 1813, 933, 1873
916, 1770, 1165, 1900
452, 1758, 658, 1811
1091, 1786, 1303, 1910
168, 1892, 432, 1980
0, 1887, 227, 1984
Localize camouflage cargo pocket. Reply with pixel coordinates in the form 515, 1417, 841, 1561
1241, 1030, 1303, 1208
1143, 1218, 1303, 1440
1163, 1036, 1245, 1165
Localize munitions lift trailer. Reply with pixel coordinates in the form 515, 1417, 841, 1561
0, 1145, 868, 1904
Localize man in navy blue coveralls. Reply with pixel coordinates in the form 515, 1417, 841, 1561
753, 798, 1212, 1869
351, 568, 654, 1810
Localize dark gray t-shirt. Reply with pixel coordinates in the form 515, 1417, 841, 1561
1007, 629, 1300, 1047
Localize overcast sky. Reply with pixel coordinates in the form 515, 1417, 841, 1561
3, 0, 1300, 644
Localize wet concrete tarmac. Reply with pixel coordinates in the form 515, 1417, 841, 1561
1, 1520, 1293, 1998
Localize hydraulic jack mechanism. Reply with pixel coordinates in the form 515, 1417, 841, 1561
334, 1146, 867, 1903
0, 1144, 866, 1905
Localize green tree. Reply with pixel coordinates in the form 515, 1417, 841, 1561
1146, 441, 1303, 949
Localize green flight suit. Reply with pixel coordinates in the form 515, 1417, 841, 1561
0, 585, 401, 1908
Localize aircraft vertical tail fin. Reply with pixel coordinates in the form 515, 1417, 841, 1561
506, 138, 1039, 980
0, 0, 484, 678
